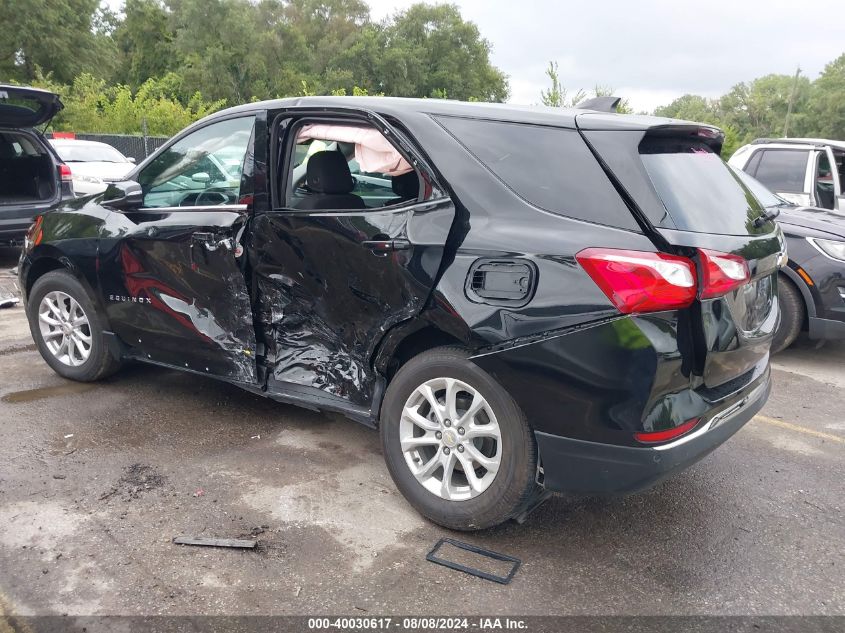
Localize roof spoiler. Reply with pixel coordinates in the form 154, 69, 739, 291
577, 96, 621, 113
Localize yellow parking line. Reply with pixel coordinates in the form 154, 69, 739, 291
754, 415, 845, 444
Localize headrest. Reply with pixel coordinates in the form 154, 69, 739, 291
306, 151, 354, 194
391, 170, 419, 199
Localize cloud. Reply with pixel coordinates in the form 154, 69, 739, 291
371, 0, 845, 111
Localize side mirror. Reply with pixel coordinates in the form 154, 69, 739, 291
191, 172, 210, 183
127, 157, 136, 164
102, 180, 143, 210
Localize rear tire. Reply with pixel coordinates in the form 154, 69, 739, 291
27, 270, 122, 382
380, 346, 539, 530
772, 274, 804, 354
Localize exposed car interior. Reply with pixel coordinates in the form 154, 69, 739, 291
288, 123, 419, 210
816, 152, 836, 210
0, 131, 56, 205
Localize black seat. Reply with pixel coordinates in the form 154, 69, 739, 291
296, 151, 365, 210
816, 183, 835, 210
384, 170, 420, 206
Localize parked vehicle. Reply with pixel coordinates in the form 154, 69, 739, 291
20, 97, 785, 529
733, 168, 845, 352
729, 138, 845, 213
49, 139, 135, 196
0, 85, 74, 245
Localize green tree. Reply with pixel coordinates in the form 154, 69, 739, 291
113, 0, 175, 88
540, 62, 585, 107
719, 73, 811, 141
807, 54, 845, 139
540, 62, 632, 113
377, 3, 509, 102
0, 0, 117, 83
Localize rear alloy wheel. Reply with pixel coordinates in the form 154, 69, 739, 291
381, 347, 539, 531
399, 377, 502, 501
27, 270, 122, 382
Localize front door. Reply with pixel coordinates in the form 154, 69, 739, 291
249, 109, 456, 408
98, 115, 259, 383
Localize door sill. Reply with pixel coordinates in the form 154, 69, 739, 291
265, 379, 378, 428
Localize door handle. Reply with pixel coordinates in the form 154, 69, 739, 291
361, 238, 410, 254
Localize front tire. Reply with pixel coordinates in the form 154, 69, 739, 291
772, 275, 804, 354
27, 270, 122, 382
380, 347, 539, 530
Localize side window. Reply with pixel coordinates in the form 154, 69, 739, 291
284, 122, 420, 210
743, 149, 763, 176
753, 149, 809, 194
138, 116, 255, 208
436, 116, 638, 230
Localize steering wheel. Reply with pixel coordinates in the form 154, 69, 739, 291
193, 190, 230, 206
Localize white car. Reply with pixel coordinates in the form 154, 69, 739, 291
49, 139, 136, 195
728, 138, 845, 214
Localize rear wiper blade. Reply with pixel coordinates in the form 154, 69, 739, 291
754, 207, 781, 227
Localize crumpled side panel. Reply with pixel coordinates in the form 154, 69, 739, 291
257, 276, 374, 404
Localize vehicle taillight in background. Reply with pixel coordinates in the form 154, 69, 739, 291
59, 163, 72, 182
25, 215, 44, 250
577, 247, 752, 314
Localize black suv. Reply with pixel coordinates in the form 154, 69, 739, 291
0, 85, 74, 244
19, 98, 784, 530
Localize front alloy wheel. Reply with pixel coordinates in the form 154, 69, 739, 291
38, 291, 93, 367
27, 269, 122, 382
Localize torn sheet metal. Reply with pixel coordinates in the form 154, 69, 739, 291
98, 211, 257, 383
250, 204, 451, 407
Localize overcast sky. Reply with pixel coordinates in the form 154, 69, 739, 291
366, 0, 845, 111
106, 0, 845, 112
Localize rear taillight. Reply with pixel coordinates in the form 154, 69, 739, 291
576, 248, 697, 314
698, 249, 750, 299
635, 418, 700, 444
59, 164, 72, 182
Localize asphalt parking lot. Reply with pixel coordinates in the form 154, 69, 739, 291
0, 247, 842, 617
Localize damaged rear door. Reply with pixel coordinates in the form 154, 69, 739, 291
98, 115, 259, 383
251, 107, 455, 414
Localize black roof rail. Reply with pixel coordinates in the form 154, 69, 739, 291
577, 96, 621, 113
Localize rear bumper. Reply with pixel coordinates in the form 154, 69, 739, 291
536, 368, 770, 494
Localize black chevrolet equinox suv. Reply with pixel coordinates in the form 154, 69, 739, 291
19, 97, 785, 529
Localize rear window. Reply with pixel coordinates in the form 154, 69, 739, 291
751, 149, 808, 194
639, 136, 767, 235
436, 116, 638, 230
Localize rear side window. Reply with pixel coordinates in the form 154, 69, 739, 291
640, 136, 767, 235
436, 116, 638, 230
751, 149, 808, 194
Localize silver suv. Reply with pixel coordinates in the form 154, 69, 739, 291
728, 138, 845, 213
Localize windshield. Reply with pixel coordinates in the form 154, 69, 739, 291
53, 143, 128, 163
731, 166, 792, 209
640, 136, 768, 235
